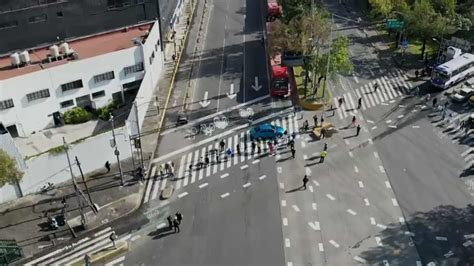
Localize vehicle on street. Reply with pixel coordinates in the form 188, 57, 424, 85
431, 53, 474, 89
266, 19, 291, 98
451, 87, 474, 103
250, 123, 286, 140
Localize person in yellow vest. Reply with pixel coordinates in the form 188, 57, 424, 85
320, 150, 327, 163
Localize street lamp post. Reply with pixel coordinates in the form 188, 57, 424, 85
110, 115, 125, 186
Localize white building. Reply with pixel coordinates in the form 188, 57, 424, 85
0, 21, 163, 137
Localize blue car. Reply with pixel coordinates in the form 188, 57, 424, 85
250, 123, 287, 140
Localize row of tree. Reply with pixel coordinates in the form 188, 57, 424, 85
267, 0, 353, 98
369, 0, 473, 59
0, 149, 23, 189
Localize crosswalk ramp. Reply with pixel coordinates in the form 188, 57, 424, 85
334, 70, 413, 119
25, 227, 130, 266
143, 114, 301, 203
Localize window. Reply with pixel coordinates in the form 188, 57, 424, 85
0, 21, 18, 30
29, 14, 47, 23
124, 62, 144, 75
149, 52, 155, 65
26, 89, 50, 102
92, 91, 106, 99
107, 0, 132, 9
61, 80, 83, 92
60, 100, 74, 108
0, 99, 14, 110
93, 71, 115, 83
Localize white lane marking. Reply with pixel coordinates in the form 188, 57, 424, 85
377, 224, 387, 230
405, 231, 415, 236
354, 166, 359, 173
259, 175, 266, 180
371, 126, 377, 130
379, 166, 385, 173
221, 173, 229, 179
381, 102, 389, 106
318, 243, 324, 252
221, 192, 230, 198
368, 138, 373, 144
287, 262, 293, 266
285, 238, 291, 247
283, 217, 288, 226
416, 262, 422, 266
436, 236, 448, 241
358, 181, 364, 188
94, 227, 112, 237
354, 256, 367, 264
375, 237, 383, 246
367, 120, 374, 124
344, 139, 350, 145
199, 182, 208, 188
397, 114, 404, 118
347, 209, 357, 215
388, 125, 397, 128
156, 222, 167, 229
411, 109, 418, 113
292, 205, 300, 212
305, 167, 312, 175
364, 198, 370, 206
281, 200, 286, 207
399, 217, 405, 224
241, 164, 248, 170
370, 217, 376, 225
399, 104, 406, 108
326, 194, 336, 200
131, 235, 141, 242
464, 234, 474, 239
277, 167, 282, 173
252, 159, 260, 164
309, 185, 314, 192
385, 181, 391, 188
444, 251, 454, 258
301, 141, 306, 148
178, 192, 188, 198
386, 120, 392, 124
303, 154, 308, 160
105, 256, 126, 266
348, 151, 353, 158
374, 152, 379, 158
279, 182, 284, 189
392, 198, 399, 206
462, 240, 473, 247
243, 182, 251, 188
308, 221, 321, 231
312, 203, 317, 210
312, 180, 320, 186
329, 240, 340, 248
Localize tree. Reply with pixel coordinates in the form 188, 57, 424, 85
369, 0, 394, 17
0, 149, 24, 189
280, 0, 311, 23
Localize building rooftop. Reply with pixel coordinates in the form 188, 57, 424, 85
0, 23, 153, 80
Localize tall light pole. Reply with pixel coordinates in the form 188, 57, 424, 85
110, 115, 125, 186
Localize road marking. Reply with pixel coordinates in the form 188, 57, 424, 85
364, 198, 370, 206
353, 75, 359, 83
105, 256, 126, 266
305, 167, 312, 175
388, 125, 397, 128
368, 138, 373, 144
463, 240, 473, 247
221, 173, 229, 179
385, 181, 391, 188
292, 205, 300, 212
379, 166, 385, 173
374, 152, 379, 158
199, 183, 208, 188
301, 141, 306, 148
464, 234, 474, 239
178, 192, 188, 198
303, 154, 308, 160
444, 251, 454, 258
279, 182, 284, 189
131, 235, 141, 242
344, 139, 350, 145
392, 198, 399, 206
241, 164, 248, 170
377, 224, 387, 230
308, 221, 320, 231
285, 238, 291, 247
436, 236, 448, 241
259, 175, 266, 180
318, 243, 324, 252
397, 114, 404, 118
411, 109, 418, 113
348, 151, 353, 158
326, 194, 336, 200
243, 182, 251, 188
312, 180, 320, 186
370, 217, 376, 225
221, 192, 230, 198
287, 262, 293, 266
354, 256, 367, 264
252, 159, 260, 164
156, 222, 167, 229
277, 167, 282, 173
399, 217, 405, 224
358, 181, 364, 188
283, 217, 288, 226
416, 262, 422, 266
308, 185, 314, 192
399, 104, 406, 108
383, 260, 389, 265
371, 126, 377, 130
329, 240, 340, 248
381, 102, 389, 106
367, 120, 374, 124
405, 231, 415, 236
375, 237, 383, 246
347, 209, 357, 215
354, 166, 359, 173
312, 203, 317, 210
386, 120, 392, 124
281, 200, 286, 207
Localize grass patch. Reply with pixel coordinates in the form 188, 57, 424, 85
294, 66, 332, 105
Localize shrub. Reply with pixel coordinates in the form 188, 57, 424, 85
63, 107, 92, 124
97, 101, 119, 121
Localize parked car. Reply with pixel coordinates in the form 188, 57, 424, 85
451, 87, 474, 103
250, 123, 286, 140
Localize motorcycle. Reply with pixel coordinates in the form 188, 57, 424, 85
40, 182, 55, 193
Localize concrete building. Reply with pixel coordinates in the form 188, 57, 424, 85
0, 21, 163, 137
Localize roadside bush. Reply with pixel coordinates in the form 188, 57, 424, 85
63, 107, 92, 124
97, 101, 119, 121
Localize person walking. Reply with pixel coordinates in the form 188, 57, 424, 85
356, 124, 361, 136
257, 142, 262, 154
188, 164, 193, 177
319, 150, 327, 163
313, 114, 318, 128
351, 116, 357, 127
109, 232, 118, 249
357, 97, 362, 109
251, 141, 256, 154
104, 161, 111, 173
323, 143, 328, 151
205, 155, 210, 166
320, 115, 325, 127
302, 175, 309, 190
291, 147, 296, 159
415, 69, 419, 78
173, 219, 180, 233
432, 97, 437, 107
464, 125, 470, 137
167, 215, 173, 230
219, 139, 226, 152
425, 93, 431, 103
236, 143, 241, 155
303, 120, 309, 132
176, 212, 183, 225
373, 83, 378, 93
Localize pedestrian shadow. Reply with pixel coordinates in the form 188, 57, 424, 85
305, 161, 321, 167
149, 227, 175, 240
364, 91, 374, 95
276, 156, 293, 163
343, 135, 357, 139
459, 165, 474, 178
306, 155, 320, 161
339, 125, 353, 130
345, 108, 356, 112
285, 186, 304, 193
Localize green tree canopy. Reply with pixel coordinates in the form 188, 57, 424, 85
0, 149, 23, 188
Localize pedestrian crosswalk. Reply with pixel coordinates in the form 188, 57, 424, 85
25, 227, 130, 266
143, 114, 301, 203
334, 70, 413, 119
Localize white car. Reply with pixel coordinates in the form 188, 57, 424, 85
451, 87, 474, 103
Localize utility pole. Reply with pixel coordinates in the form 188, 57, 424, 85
110, 115, 125, 186
74, 156, 98, 213
63, 137, 87, 228
134, 101, 144, 169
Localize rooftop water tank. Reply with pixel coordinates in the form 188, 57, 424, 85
50, 45, 60, 57
10, 52, 20, 67
19, 50, 31, 64
59, 42, 72, 55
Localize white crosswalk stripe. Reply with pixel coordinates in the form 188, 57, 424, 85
176, 155, 186, 189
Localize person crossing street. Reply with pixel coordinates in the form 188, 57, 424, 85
302, 175, 309, 190
313, 114, 318, 128
357, 97, 362, 109
356, 124, 361, 136
291, 147, 296, 159
373, 83, 378, 93
319, 150, 327, 163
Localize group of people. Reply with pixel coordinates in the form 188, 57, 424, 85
160, 162, 175, 178
167, 212, 183, 233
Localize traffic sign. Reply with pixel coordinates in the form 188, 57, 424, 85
387, 19, 404, 29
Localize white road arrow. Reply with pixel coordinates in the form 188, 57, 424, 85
251, 76, 262, 91
199, 91, 211, 108
227, 83, 236, 99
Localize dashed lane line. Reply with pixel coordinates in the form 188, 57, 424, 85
285, 238, 291, 247
347, 209, 357, 215
243, 182, 251, 188
354, 256, 367, 264
220, 173, 229, 179
385, 181, 391, 188
292, 205, 301, 212
375, 237, 383, 246
199, 183, 208, 188
259, 175, 266, 180
377, 224, 387, 230
358, 181, 364, 188
312, 203, 317, 210
252, 159, 260, 164
379, 166, 386, 173
221, 192, 230, 198
318, 243, 324, 252
392, 198, 399, 206
326, 194, 336, 200
283, 218, 288, 226
308, 221, 321, 231
364, 198, 370, 206
178, 192, 188, 198
281, 200, 286, 207
370, 217, 376, 225
436, 236, 448, 241
329, 240, 340, 248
